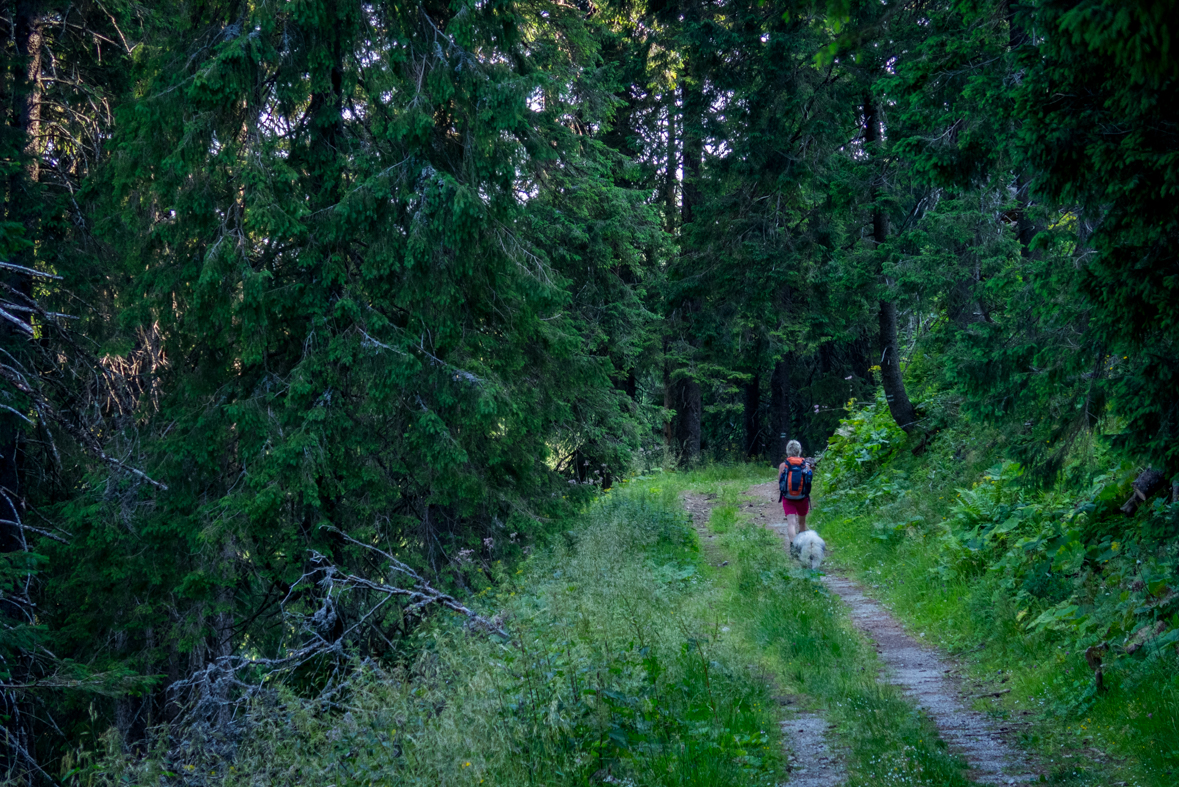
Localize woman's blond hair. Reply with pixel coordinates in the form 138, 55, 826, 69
786, 439, 802, 457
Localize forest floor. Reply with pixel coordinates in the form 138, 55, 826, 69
681, 477, 1042, 786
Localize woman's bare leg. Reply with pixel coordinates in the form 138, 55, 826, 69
785, 513, 799, 542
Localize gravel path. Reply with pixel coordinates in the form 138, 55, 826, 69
778, 707, 847, 787
745, 480, 1040, 785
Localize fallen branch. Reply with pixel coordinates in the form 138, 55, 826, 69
358, 327, 483, 387
0, 305, 35, 336
1120, 468, 1166, 515
321, 526, 509, 638
0, 260, 62, 280
0, 519, 69, 545
971, 688, 1011, 699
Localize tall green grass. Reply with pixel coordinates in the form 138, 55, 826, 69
65, 488, 784, 787
624, 466, 979, 785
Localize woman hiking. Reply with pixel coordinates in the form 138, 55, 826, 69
778, 440, 814, 543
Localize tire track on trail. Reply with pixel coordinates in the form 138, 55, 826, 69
681, 489, 847, 787
744, 480, 1040, 786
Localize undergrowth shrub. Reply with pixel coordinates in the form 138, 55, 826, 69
822, 390, 906, 486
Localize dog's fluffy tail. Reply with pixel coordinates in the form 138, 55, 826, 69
790, 530, 826, 570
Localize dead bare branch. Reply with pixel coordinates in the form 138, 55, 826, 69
0, 260, 61, 280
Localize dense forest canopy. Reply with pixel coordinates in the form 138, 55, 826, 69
1, 0, 1176, 779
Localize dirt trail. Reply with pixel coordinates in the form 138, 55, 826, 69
681, 491, 726, 566
744, 480, 1039, 786
681, 490, 847, 787
777, 708, 847, 787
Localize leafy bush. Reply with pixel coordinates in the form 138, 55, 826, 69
820, 391, 907, 491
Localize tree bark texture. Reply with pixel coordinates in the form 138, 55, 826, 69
743, 371, 761, 458
864, 94, 919, 435
665, 90, 677, 232
14, 3, 43, 183
770, 356, 793, 462
878, 299, 919, 433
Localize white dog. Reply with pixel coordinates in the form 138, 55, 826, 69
790, 529, 826, 570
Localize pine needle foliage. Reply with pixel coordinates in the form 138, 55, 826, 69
31, 0, 664, 758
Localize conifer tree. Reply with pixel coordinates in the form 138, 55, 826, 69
11, 0, 661, 760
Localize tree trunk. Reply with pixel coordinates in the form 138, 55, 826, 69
0, 0, 44, 584
852, 328, 872, 382
14, 3, 43, 184
672, 374, 701, 464
770, 356, 793, 462
680, 35, 703, 228
743, 371, 761, 458
0, 6, 45, 775
879, 299, 919, 433
864, 94, 919, 435
671, 30, 704, 463
664, 90, 677, 232
681, 80, 703, 227
1003, 2, 1039, 259
663, 354, 673, 450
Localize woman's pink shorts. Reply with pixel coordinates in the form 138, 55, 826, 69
781, 497, 810, 517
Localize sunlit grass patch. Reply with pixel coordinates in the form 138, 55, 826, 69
708, 504, 739, 533
630, 462, 769, 498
